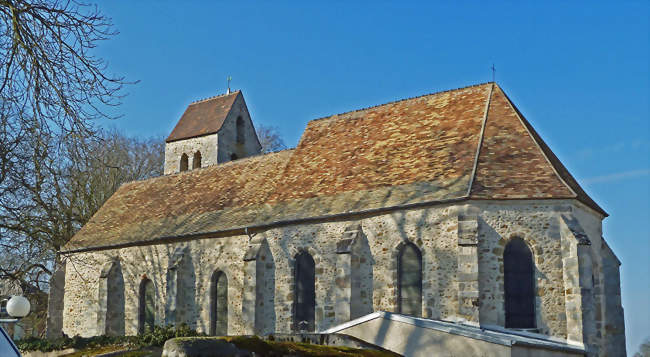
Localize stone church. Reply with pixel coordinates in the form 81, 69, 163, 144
50, 83, 626, 356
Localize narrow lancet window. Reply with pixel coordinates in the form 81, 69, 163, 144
210, 271, 228, 335
294, 251, 315, 331
138, 279, 155, 334
180, 153, 189, 172
236, 116, 245, 144
193, 151, 202, 169
398, 242, 422, 316
504, 237, 536, 328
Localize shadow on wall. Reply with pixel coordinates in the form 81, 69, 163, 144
106, 260, 125, 336
477, 218, 548, 333
188, 238, 245, 336
96, 258, 126, 336
385, 206, 456, 321
73, 167, 469, 337
351, 229, 374, 320
256, 240, 276, 335
176, 247, 197, 328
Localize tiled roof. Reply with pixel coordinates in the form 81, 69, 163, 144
68, 150, 294, 249
165, 91, 240, 143
64, 83, 605, 252
469, 86, 605, 215
268, 83, 489, 202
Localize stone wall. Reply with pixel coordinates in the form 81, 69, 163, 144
96, 259, 125, 336
164, 134, 219, 175
477, 203, 571, 337
216, 94, 261, 162
61, 200, 623, 356
600, 240, 626, 357
46, 263, 66, 338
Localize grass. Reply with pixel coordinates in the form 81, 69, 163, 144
17, 325, 398, 356
59, 346, 162, 357
175, 335, 400, 357
60, 345, 126, 357
40, 336, 398, 357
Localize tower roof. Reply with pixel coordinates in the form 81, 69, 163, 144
166, 90, 240, 143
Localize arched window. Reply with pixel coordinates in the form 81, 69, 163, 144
504, 237, 536, 328
192, 151, 202, 169
236, 116, 245, 144
138, 278, 155, 334
210, 271, 228, 336
179, 153, 188, 172
398, 242, 422, 316
294, 251, 315, 331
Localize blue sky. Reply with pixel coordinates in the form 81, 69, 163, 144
94, 1, 649, 352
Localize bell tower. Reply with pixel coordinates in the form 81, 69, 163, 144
164, 90, 262, 175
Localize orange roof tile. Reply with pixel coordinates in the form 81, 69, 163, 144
65, 83, 605, 252
166, 91, 240, 143
270, 83, 490, 202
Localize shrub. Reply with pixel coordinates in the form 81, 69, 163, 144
133, 324, 203, 348
15, 323, 202, 352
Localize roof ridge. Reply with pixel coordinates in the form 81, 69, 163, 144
189, 90, 240, 105
309, 82, 494, 123
494, 85, 607, 217
466, 83, 495, 196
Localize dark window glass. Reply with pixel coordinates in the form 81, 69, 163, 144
193, 151, 202, 169
210, 271, 228, 335
398, 243, 422, 316
138, 279, 155, 334
294, 251, 315, 331
179, 153, 189, 172
504, 238, 536, 328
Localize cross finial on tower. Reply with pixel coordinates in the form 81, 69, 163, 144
227, 76, 232, 94
490, 64, 496, 83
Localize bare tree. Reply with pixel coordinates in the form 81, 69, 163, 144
636, 337, 650, 357
0, 130, 163, 291
256, 124, 287, 154
66, 130, 164, 226
0, 1, 131, 289
0, 0, 128, 180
